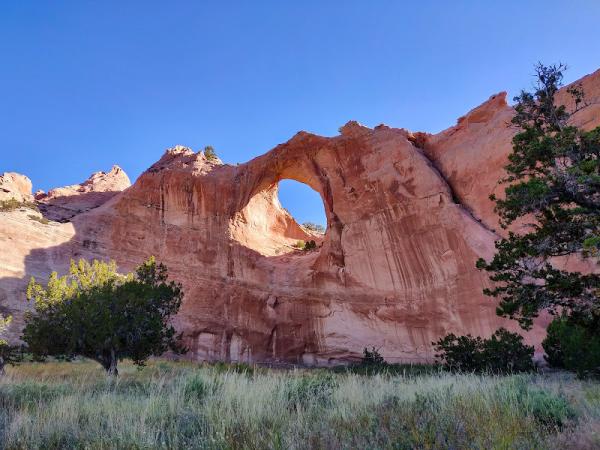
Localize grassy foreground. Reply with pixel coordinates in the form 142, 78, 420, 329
0, 361, 598, 449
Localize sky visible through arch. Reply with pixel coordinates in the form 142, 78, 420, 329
278, 180, 326, 228
1, 1, 600, 227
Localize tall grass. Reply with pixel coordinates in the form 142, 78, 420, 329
0, 360, 597, 449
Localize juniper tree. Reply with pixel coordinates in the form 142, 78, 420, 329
24, 257, 186, 376
0, 315, 22, 375
476, 63, 600, 333
204, 145, 218, 161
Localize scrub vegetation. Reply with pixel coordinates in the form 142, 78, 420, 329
0, 360, 598, 449
0, 198, 38, 212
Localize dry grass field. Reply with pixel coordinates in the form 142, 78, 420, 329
0, 360, 598, 449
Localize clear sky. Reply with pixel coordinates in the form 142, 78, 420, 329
2, 1, 600, 227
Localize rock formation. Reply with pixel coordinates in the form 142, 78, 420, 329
35, 165, 131, 222
1, 69, 599, 365
0, 173, 33, 203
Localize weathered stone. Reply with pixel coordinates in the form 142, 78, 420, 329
1, 69, 599, 364
0, 173, 33, 203
36, 165, 131, 222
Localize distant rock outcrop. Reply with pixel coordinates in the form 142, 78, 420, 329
0, 173, 33, 203
35, 165, 131, 222
1, 68, 599, 365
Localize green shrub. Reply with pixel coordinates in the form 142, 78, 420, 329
302, 222, 325, 234
0, 381, 71, 409
211, 361, 256, 375
0, 198, 39, 212
304, 240, 317, 251
23, 201, 39, 211
286, 373, 337, 409
543, 315, 600, 378
524, 387, 576, 429
294, 240, 317, 251
433, 328, 535, 374
0, 198, 22, 211
204, 145, 218, 161
183, 374, 210, 400
27, 214, 49, 225
483, 328, 535, 373
334, 362, 439, 376
361, 346, 386, 366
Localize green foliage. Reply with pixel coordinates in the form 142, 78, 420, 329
23, 257, 186, 375
302, 222, 326, 234
477, 63, 600, 337
285, 373, 338, 408
203, 145, 218, 161
543, 315, 600, 378
0, 360, 592, 449
433, 328, 535, 374
304, 239, 317, 251
0, 198, 21, 211
509, 380, 576, 430
294, 240, 317, 251
0, 315, 22, 375
361, 346, 386, 366
0, 198, 39, 212
27, 214, 49, 225
332, 362, 439, 376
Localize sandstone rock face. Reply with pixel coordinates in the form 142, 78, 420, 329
36, 165, 131, 222
0, 166, 130, 333
425, 69, 600, 234
1, 69, 599, 364
0, 173, 33, 203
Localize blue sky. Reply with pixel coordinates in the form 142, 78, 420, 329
2, 1, 600, 226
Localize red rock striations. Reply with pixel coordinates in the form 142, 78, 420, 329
1, 69, 599, 365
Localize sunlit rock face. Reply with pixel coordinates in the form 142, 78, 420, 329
35, 165, 131, 222
0, 173, 33, 203
1, 69, 599, 364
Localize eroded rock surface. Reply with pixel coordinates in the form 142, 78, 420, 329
0, 173, 33, 203
36, 165, 131, 222
1, 69, 599, 364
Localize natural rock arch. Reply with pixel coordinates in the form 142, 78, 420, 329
3, 68, 599, 364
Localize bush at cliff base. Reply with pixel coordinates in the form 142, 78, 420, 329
543, 315, 600, 378
433, 328, 535, 374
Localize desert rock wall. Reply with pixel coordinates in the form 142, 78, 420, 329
1, 69, 599, 364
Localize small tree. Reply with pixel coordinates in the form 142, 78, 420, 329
304, 240, 317, 251
302, 222, 326, 234
433, 328, 534, 374
24, 257, 186, 376
204, 145, 218, 161
361, 346, 386, 366
474, 64, 599, 376
476, 64, 599, 332
543, 315, 600, 378
0, 315, 22, 375
433, 333, 485, 372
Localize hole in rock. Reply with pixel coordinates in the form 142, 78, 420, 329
229, 179, 327, 256
277, 180, 327, 234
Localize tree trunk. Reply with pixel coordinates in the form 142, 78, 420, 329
104, 349, 118, 377
108, 349, 118, 376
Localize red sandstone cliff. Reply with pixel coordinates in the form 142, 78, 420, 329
1, 69, 599, 365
